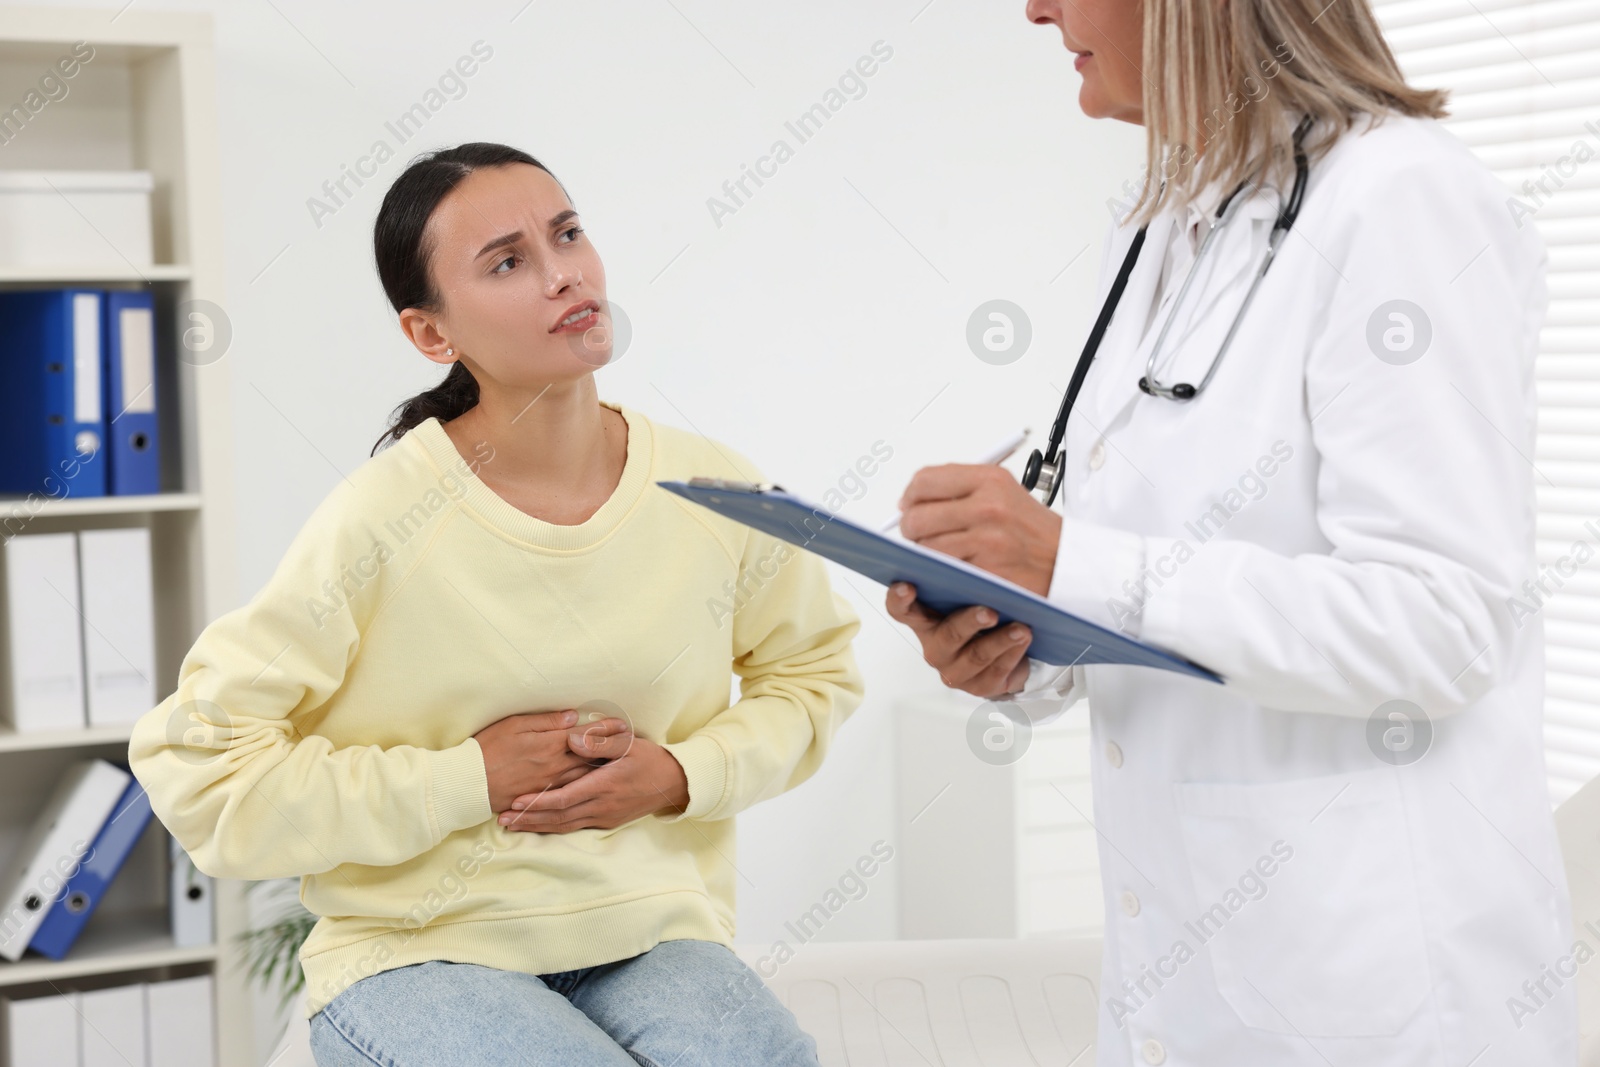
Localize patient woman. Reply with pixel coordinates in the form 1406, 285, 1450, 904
128, 141, 863, 1067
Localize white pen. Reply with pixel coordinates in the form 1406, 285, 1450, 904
879, 428, 1031, 534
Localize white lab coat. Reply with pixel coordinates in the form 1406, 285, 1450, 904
1015, 112, 1577, 1066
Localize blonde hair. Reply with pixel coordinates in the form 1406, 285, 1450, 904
1125, 0, 1448, 225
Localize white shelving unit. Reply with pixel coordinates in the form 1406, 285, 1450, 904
0, 6, 249, 1063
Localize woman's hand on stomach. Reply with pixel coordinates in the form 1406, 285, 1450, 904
474, 708, 633, 813
497, 731, 690, 833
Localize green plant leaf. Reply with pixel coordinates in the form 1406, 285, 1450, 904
234, 883, 317, 1013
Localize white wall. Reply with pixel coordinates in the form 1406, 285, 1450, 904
22, 0, 1140, 1053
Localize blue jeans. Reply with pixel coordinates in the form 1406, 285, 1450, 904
308, 939, 818, 1066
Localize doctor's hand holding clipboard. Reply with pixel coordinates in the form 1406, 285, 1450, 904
886, 2, 1576, 1066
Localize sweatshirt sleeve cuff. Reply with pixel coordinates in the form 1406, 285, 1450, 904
658, 734, 729, 822
427, 737, 492, 837
1048, 514, 1147, 636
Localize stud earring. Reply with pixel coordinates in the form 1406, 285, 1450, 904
446, 347, 454, 357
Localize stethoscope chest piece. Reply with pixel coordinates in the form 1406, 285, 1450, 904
1023, 448, 1061, 506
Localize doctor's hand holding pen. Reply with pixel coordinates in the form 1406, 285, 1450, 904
883, 431, 1059, 700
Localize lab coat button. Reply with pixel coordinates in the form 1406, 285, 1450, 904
1120, 890, 1141, 917
1141, 1038, 1166, 1064
1105, 741, 1124, 768
1088, 439, 1107, 470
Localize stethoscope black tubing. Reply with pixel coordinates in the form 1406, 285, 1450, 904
1023, 116, 1314, 508
1026, 227, 1148, 507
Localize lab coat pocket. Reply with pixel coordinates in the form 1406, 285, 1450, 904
1173, 767, 1431, 1037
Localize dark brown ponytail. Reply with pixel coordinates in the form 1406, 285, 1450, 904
370, 142, 567, 455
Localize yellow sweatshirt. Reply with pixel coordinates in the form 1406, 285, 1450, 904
127, 401, 864, 1017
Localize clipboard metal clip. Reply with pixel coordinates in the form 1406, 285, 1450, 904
686, 477, 786, 494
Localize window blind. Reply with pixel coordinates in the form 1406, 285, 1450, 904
1376, 0, 1600, 803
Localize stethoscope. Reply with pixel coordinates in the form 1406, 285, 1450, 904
1021, 114, 1315, 506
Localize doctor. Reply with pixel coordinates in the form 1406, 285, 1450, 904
886, 0, 1576, 1064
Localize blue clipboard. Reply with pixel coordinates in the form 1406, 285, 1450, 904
659, 478, 1222, 684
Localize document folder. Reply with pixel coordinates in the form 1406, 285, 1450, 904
30, 778, 154, 960
0, 289, 108, 498
80, 984, 144, 1067
103, 289, 161, 495
169, 836, 214, 948
78, 527, 157, 725
0, 758, 130, 960
3, 990, 81, 1066
659, 479, 1221, 683
1, 531, 87, 732
147, 974, 217, 1065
